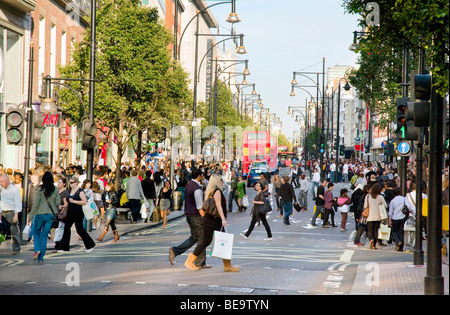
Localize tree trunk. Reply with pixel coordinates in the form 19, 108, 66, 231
114, 121, 124, 191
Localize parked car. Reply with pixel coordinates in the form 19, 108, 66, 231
247, 168, 266, 187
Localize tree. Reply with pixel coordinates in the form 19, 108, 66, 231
58, 0, 192, 187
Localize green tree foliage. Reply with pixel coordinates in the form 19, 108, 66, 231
58, 0, 192, 178
343, 0, 449, 127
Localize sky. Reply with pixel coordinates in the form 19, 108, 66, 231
210, 0, 361, 141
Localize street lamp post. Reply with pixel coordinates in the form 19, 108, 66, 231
335, 78, 351, 181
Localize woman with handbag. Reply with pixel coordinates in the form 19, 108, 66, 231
363, 183, 388, 250
240, 182, 273, 241
184, 174, 239, 272
156, 180, 172, 229
27, 172, 60, 263
58, 177, 96, 252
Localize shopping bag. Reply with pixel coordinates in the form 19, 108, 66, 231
120, 192, 128, 207
378, 223, 391, 241
379, 204, 388, 220
152, 206, 161, 223
82, 198, 99, 220
210, 230, 234, 260
54, 222, 65, 242
140, 202, 149, 219
22, 224, 31, 241
242, 196, 249, 207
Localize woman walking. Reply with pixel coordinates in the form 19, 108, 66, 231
388, 187, 407, 251
27, 172, 60, 263
58, 177, 96, 252
53, 175, 69, 252
240, 182, 273, 240
156, 180, 172, 228
236, 175, 247, 213
97, 183, 120, 242
363, 183, 388, 250
184, 174, 239, 272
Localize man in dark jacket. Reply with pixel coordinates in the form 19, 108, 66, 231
279, 176, 298, 225
169, 169, 209, 268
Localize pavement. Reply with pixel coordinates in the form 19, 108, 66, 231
1, 198, 448, 295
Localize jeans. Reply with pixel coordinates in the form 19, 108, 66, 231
172, 216, 206, 267
311, 205, 324, 225
298, 190, 308, 209
283, 201, 293, 224
228, 190, 238, 212
128, 199, 142, 222
391, 217, 407, 248
32, 214, 54, 261
311, 181, 319, 196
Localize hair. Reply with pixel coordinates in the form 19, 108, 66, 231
370, 183, 382, 198
340, 188, 348, 195
363, 184, 371, 193
41, 171, 55, 197
328, 182, 334, 189
81, 179, 91, 189
204, 174, 223, 200
106, 182, 115, 191
71, 176, 80, 184
393, 187, 401, 196
131, 170, 138, 177
284, 176, 290, 183
191, 168, 202, 180
145, 170, 152, 179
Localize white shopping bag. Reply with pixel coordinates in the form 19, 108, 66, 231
210, 230, 234, 260
140, 202, 149, 219
378, 223, 391, 241
242, 196, 249, 207
82, 198, 99, 220
22, 224, 31, 241
54, 222, 65, 242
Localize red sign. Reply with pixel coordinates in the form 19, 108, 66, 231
43, 112, 61, 127
355, 144, 364, 151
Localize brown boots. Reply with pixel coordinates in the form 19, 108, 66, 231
184, 253, 200, 270
184, 253, 239, 272
222, 259, 240, 272
96, 227, 119, 242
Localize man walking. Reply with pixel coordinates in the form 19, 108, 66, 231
0, 175, 22, 255
310, 179, 327, 226
169, 169, 209, 268
126, 170, 148, 223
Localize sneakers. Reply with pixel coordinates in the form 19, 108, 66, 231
264, 237, 273, 241
239, 233, 248, 239
33, 251, 40, 261
86, 247, 95, 253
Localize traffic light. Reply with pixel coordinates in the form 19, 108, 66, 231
396, 97, 409, 140
339, 145, 344, 156
32, 111, 45, 144
407, 74, 431, 128
445, 118, 449, 154
333, 138, 338, 151
6, 105, 25, 146
319, 134, 325, 154
81, 119, 97, 150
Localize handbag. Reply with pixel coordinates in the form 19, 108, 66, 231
202, 194, 220, 218
259, 198, 271, 215
210, 227, 234, 260
293, 202, 302, 212
44, 193, 60, 228
379, 203, 388, 220
361, 195, 369, 217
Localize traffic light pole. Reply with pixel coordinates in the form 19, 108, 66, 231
86, 0, 97, 183
20, 44, 34, 244
399, 47, 409, 196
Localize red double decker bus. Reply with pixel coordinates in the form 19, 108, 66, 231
242, 131, 271, 175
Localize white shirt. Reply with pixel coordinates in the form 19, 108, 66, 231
299, 178, 309, 192
389, 196, 406, 220
312, 172, 321, 183
0, 183, 22, 213
343, 164, 349, 174
330, 163, 336, 172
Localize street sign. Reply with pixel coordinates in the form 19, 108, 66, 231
397, 141, 411, 156
381, 140, 387, 148
355, 137, 361, 142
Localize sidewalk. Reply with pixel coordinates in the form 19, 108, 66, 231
350, 258, 449, 295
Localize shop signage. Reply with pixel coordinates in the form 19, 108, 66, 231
43, 112, 62, 127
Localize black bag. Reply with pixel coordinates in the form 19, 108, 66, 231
293, 202, 302, 212
259, 198, 272, 214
